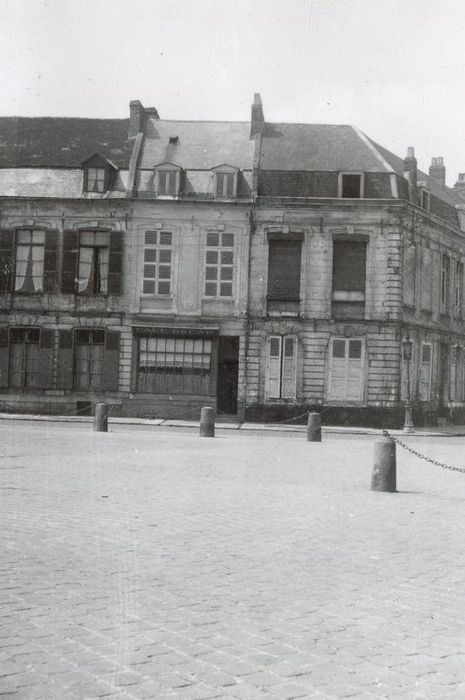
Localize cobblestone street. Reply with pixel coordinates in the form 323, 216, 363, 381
2, 421, 465, 699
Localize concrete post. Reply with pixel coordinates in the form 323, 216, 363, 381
371, 436, 396, 492
200, 406, 215, 437
307, 412, 322, 442
94, 402, 109, 432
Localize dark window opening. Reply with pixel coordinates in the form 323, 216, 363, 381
267, 240, 302, 301
74, 329, 105, 390
341, 174, 362, 198
137, 336, 212, 395
332, 240, 366, 294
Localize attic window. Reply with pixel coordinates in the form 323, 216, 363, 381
169, 136, 179, 144
340, 173, 364, 198
86, 167, 106, 193
154, 164, 182, 197
421, 189, 430, 211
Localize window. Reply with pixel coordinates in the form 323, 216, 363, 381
157, 170, 179, 196
455, 260, 463, 317
332, 240, 367, 301
78, 231, 109, 294
216, 173, 236, 198
15, 229, 45, 293
205, 232, 234, 297
421, 190, 430, 211
340, 173, 363, 198
9, 328, 41, 388
419, 343, 432, 401
86, 167, 106, 193
137, 335, 212, 395
74, 329, 105, 390
328, 338, 364, 402
441, 254, 450, 313
142, 231, 172, 295
266, 335, 297, 400
452, 346, 464, 402
267, 239, 302, 301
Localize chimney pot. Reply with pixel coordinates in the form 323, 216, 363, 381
407, 147, 415, 159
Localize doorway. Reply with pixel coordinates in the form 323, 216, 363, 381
217, 336, 239, 415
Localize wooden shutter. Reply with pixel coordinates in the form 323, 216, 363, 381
420, 246, 433, 311
103, 330, 120, 391
107, 231, 123, 294
403, 246, 416, 307
328, 339, 347, 400
56, 330, 74, 389
267, 336, 282, 399
267, 240, 302, 300
347, 340, 363, 401
38, 329, 54, 388
0, 230, 15, 294
61, 230, 78, 294
43, 230, 58, 292
281, 336, 297, 399
0, 327, 9, 388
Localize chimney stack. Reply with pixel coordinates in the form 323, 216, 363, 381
129, 101, 159, 137
403, 146, 418, 200
429, 156, 446, 188
454, 173, 465, 201
250, 93, 265, 137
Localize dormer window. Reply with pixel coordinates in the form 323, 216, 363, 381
421, 189, 430, 211
82, 153, 118, 194
87, 167, 106, 193
154, 162, 182, 198
212, 164, 239, 199
339, 173, 364, 198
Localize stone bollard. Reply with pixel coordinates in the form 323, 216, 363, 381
307, 412, 322, 442
94, 402, 109, 432
371, 435, 396, 492
200, 406, 215, 437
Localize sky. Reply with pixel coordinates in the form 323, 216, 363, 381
1, 0, 465, 185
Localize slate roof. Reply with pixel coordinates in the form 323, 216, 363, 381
368, 137, 460, 207
0, 117, 132, 168
259, 123, 386, 173
138, 119, 255, 170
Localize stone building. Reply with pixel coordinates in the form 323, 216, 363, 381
0, 95, 464, 426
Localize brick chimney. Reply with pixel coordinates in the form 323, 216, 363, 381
250, 93, 265, 137
129, 101, 159, 137
429, 156, 446, 188
403, 146, 418, 200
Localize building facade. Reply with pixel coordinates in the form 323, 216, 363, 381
1, 96, 465, 426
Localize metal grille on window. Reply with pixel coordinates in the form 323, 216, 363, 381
137, 336, 212, 394
78, 232, 109, 294
15, 230, 45, 293
74, 329, 105, 390
142, 231, 172, 295
10, 328, 40, 387
205, 232, 234, 297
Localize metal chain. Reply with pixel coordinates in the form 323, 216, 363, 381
382, 429, 465, 474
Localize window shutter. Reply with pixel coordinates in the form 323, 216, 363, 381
0, 327, 9, 387
328, 340, 347, 400
419, 344, 432, 401
0, 230, 15, 294
103, 330, 120, 391
61, 230, 78, 294
281, 336, 297, 399
420, 247, 433, 311
107, 231, 123, 294
403, 245, 416, 307
347, 340, 363, 401
43, 230, 58, 292
57, 330, 74, 389
38, 329, 54, 388
267, 336, 282, 399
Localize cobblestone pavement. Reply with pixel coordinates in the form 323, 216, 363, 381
2, 422, 465, 699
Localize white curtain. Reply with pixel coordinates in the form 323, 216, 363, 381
78, 247, 93, 293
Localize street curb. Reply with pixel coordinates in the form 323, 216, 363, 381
1, 411, 464, 437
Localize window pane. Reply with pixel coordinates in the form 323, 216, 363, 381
143, 280, 155, 294
144, 264, 156, 278
160, 232, 172, 245
422, 344, 431, 362
206, 267, 217, 280
222, 233, 234, 247
207, 232, 219, 247
159, 249, 171, 263
284, 337, 294, 357
332, 339, 346, 358
205, 282, 217, 296
206, 251, 218, 264
220, 282, 232, 296
144, 249, 157, 262
220, 267, 233, 281
145, 231, 157, 245
158, 281, 170, 294
270, 337, 280, 357
158, 265, 171, 279
348, 340, 362, 359
221, 251, 233, 265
